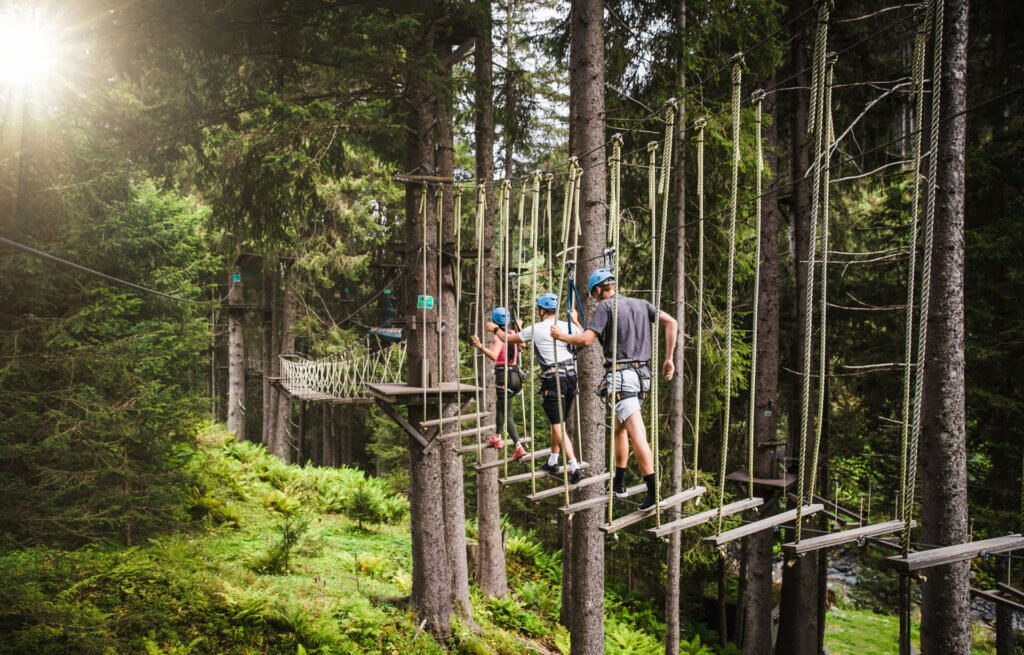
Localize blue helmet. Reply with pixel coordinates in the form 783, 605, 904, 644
588, 268, 615, 294
536, 293, 558, 311
491, 307, 509, 326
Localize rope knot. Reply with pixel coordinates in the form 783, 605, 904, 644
647, 141, 659, 152
751, 89, 766, 103
694, 117, 707, 131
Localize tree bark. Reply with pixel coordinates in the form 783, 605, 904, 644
666, 4, 688, 652
920, 1, 971, 652
777, 4, 822, 652
261, 256, 277, 446
227, 271, 246, 439
272, 262, 296, 462
473, 0, 509, 599
569, 1, 607, 653
743, 80, 783, 655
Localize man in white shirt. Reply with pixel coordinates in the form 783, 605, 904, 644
488, 292, 584, 484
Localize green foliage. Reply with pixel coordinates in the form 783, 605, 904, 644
342, 479, 407, 531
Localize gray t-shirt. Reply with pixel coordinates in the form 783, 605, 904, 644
588, 296, 658, 366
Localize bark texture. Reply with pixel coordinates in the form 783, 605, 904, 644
261, 257, 277, 446
920, 1, 971, 652
272, 262, 296, 462
568, 1, 607, 652
473, 0, 509, 599
226, 273, 246, 439
742, 82, 782, 655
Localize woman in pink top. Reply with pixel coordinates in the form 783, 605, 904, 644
471, 306, 525, 460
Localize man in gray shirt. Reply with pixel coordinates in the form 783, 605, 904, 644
551, 268, 677, 510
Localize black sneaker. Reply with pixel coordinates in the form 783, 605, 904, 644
569, 469, 584, 485
638, 493, 657, 511
540, 462, 560, 479
613, 478, 629, 498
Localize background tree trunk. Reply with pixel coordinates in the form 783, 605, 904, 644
473, 0, 509, 599
568, 1, 607, 652
920, 1, 971, 652
226, 271, 246, 439
743, 78, 783, 655
272, 262, 296, 462
261, 257, 277, 446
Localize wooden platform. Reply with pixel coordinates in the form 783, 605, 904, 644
559, 483, 646, 514
725, 470, 797, 489
526, 472, 612, 502
782, 520, 911, 555
475, 448, 552, 472
500, 462, 591, 486
705, 504, 824, 547
600, 487, 708, 534
366, 382, 482, 406
648, 497, 765, 539
886, 534, 1024, 572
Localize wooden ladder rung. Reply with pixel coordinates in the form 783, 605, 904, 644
419, 411, 489, 428
436, 424, 497, 442
526, 472, 612, 502
782, 519, 911, 555
475, 448, 552, 472
456, 436, 530, 455
705, 504, 824, 547
559, 483, 646, 514
499, 462, 591, 485
886, 534, 1024, 572
599, 486, 707, 534
648, 497, 765, 539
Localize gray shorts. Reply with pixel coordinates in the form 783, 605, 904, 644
603, 368, 650, 423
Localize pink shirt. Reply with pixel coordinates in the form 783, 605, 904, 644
493, 332, 518, 365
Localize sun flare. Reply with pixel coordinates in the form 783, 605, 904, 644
0, 9, 59, 87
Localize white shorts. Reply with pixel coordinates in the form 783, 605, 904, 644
603, 368, 650, 423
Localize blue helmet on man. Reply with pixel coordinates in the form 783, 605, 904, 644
588, 268, 615, 294
536, 292, 558, 311
491, 307, 509, 327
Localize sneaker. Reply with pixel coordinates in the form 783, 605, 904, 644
540, 462, 561, 478
638, 493, 657, 511
512, 443, 527, 461
613, 478, 629, 498
488, 434, 504, 449
569, 469, 584, 485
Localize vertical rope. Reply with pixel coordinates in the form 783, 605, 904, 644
692, 118, 707, 488
715, 57, 742, 534
899, 7, 929, 528
515, 181, 528, 456
436, 186, 444, 430
654, 103, 675, 525
747, 90, 766, 501
529, 173, 541, 493
808, 55, 836, 505
607, 135, 623, 524
454, 186, 463, 439
474, 185, 487, 463
905, 0, 944, 553
501, 180, 512, 478
546, 174, 554, 284
420, 183, 429, 420
795, 0, 831, 542
553, 160, 578, 506
647, 140, 660, 520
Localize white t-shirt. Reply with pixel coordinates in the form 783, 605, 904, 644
519, 318, 576, 368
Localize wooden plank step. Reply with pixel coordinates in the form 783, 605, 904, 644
600, 487, 708, 534
705, 504, 824, 547
971, 587, 1024, 613
996, 582, 1024, 604
500, 462, 591, 486
726, 470, 797, 489
559, 483, 646, 514
782, 520, 911, 555
886, 534, 1024, 573
526, 472, 612, 502
475, 448, 552, 472
437, 424, 497, 442
456, 436, 530, 455
420, 411, 490, 428
648, 497, 765, 539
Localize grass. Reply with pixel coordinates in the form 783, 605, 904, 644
825, 606, 995, 655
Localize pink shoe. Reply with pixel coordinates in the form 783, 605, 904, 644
512, 443, 527, 461
488, 434, 504, 449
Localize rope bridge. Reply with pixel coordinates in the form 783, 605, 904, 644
278, 342, 408, 403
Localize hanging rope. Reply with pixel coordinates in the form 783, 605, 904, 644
529, 172, 541, 494
905, 0, 944, 554
474, 184, 487, 463
420, 183, 429, 420
692, 117, 707, 489
515, 180, 529, 461
808, 53, 836, 505
500, 180, 512, 478
747, 89, 766, 501
454, 186, 464, 439
648, 140, 661, 523
715, 56, 743, 534
436, 186, 445, 431
654, 104, 675, 526
795, 0, 831, 542
899, 6, 930, 528
546, 174, 554, 284
607, 134, 623, 524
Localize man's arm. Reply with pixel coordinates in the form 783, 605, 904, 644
492, 327, 524, 345
551, 323, 598, 346
659, 310, 678, 380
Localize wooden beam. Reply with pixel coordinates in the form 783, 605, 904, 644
374, 399, 430, 450
782, 520, 912, 555
421, 411, 490, 428
726, 470, 796, 489
599, 487, 708, 534
559, 483, 646, 514
886, 534, 1024, 573
393, 174, 456, 184
526, 472, 612, 502
971, 587, 1024, 613
705, 504, 824, 547
500, 462, 591, 486
648, 497, 765, 539
456, 434, 527, 455
475, 447, 552, 471
996, 583, 1024, 604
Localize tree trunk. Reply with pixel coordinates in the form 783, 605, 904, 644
996, 602, 1014, 655
569, 2, 607, 653
261, 256, 277, 446
920, 1, 971, 652
743, 79, 783, 655
272, 262, 296, 462
666, 4, 688, 652
474, 0, 509, 599
227, 271, 246, 439
405, 10, 454, 639
776, 4, 822, 652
